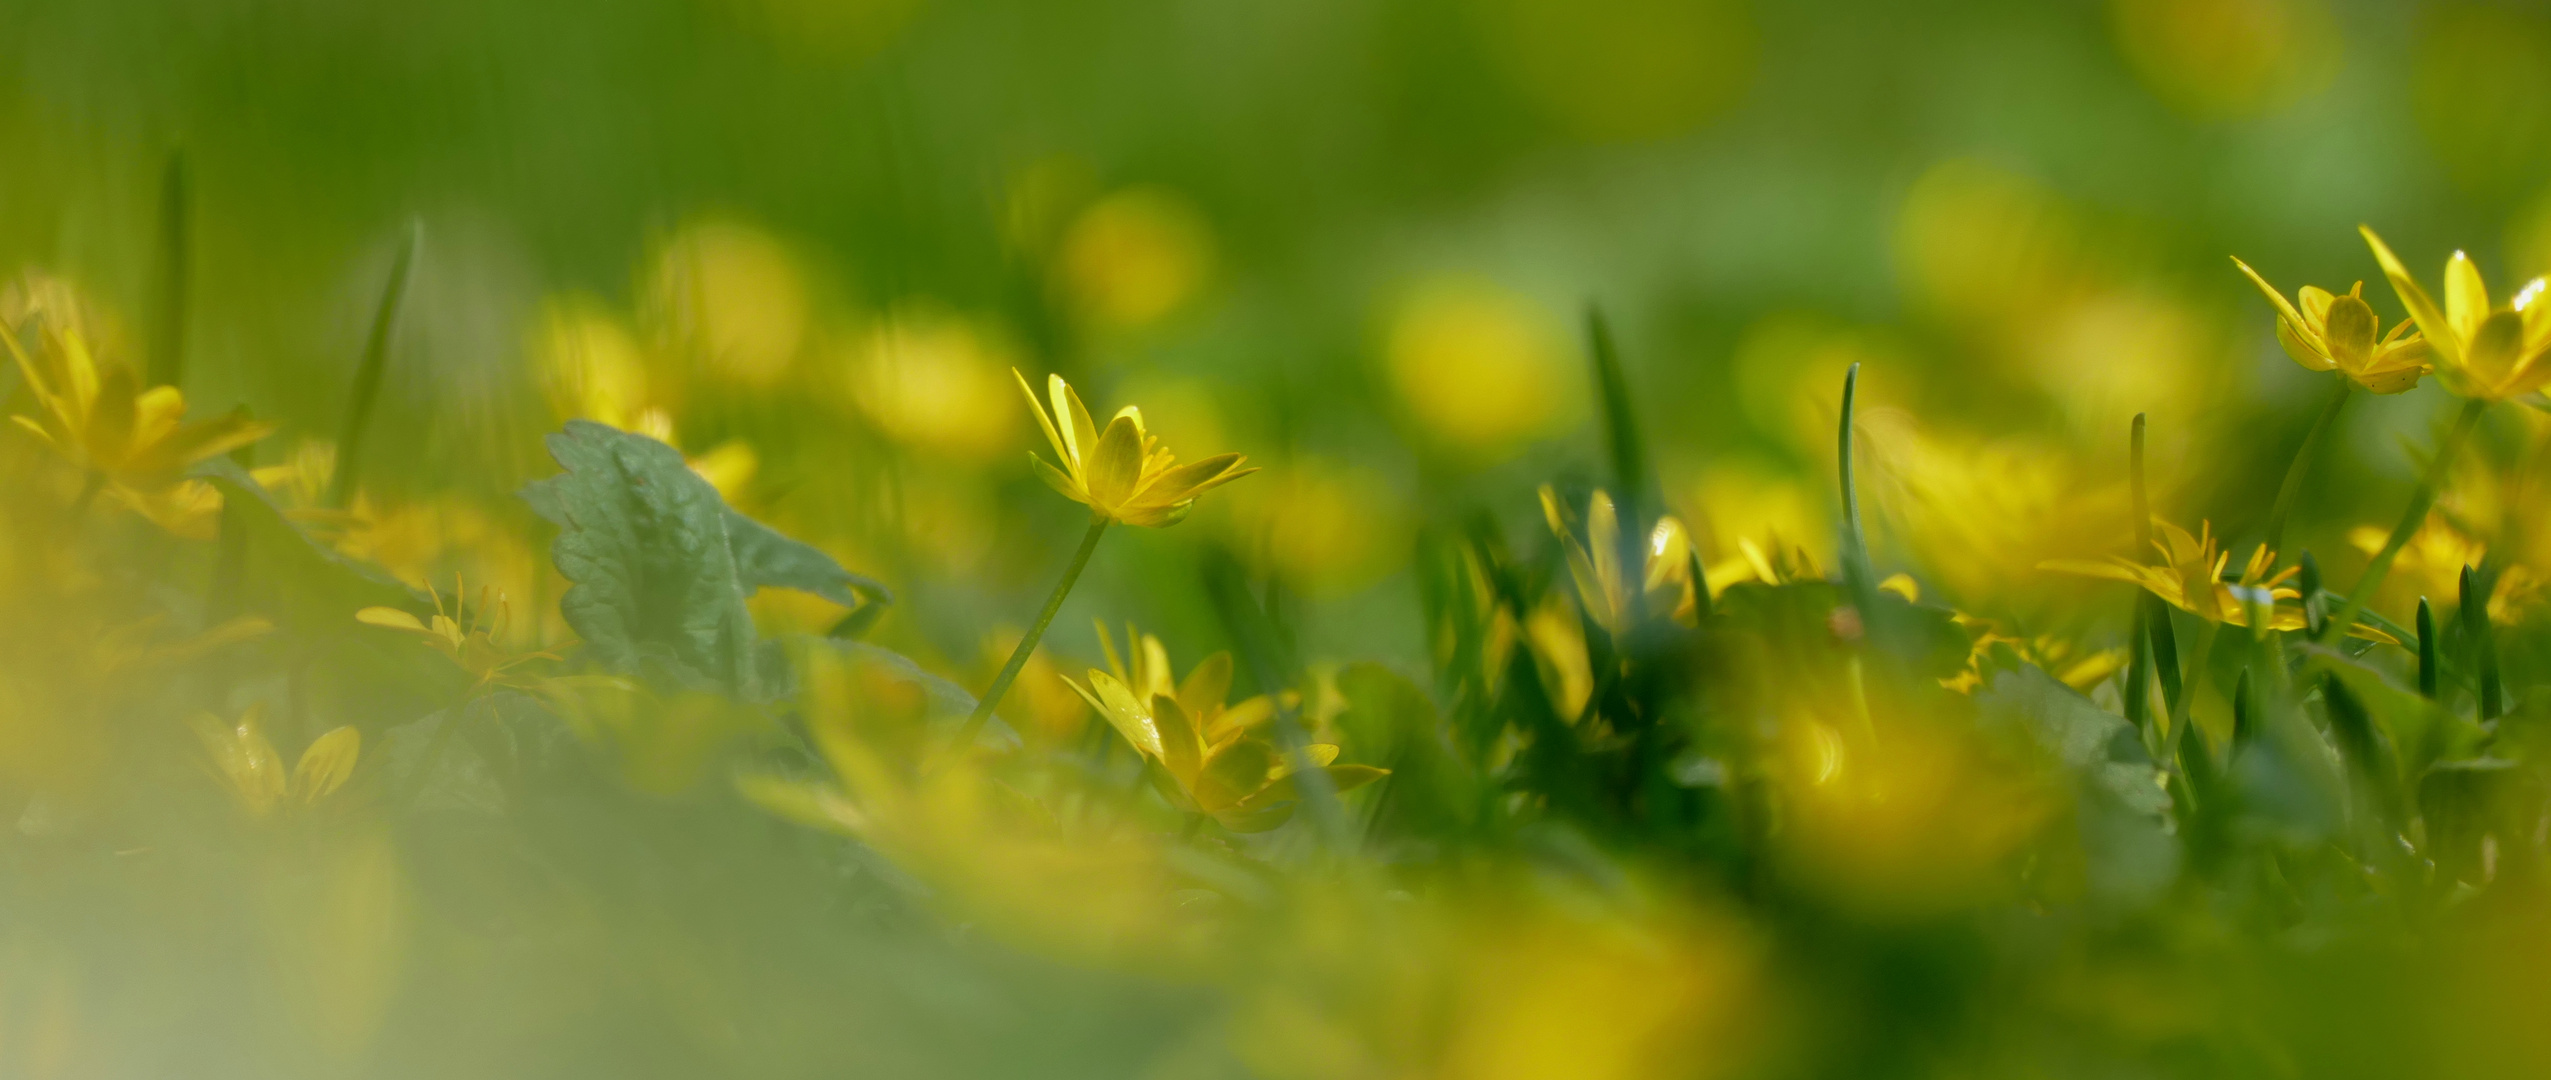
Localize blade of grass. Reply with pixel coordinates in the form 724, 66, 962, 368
2416, 597, 2438, 700
2462, 565, 2500, 720
147, 152, 190, 390
329, 221, 422, 509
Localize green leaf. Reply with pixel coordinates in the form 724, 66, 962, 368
1977, 664, 2177, 907
195, 458, 422, 629
725, 506, 893, 613
520, 421, 888, 701
1978, 664, 2166, 819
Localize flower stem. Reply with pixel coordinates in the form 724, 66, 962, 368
2317, 397, 2487, 644
949, 513, 1110, 754
2263, 379, 2351, 556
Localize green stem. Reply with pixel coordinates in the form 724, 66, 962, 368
2164, 618, 2218, 775
950, 513, 1110, 753
2263, 379, 2351, 556
2317, 397, 2488, 644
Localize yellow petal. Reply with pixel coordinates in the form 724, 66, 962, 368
2362, 226, 2459, 365
294, 726, 363, 804
1153, 693, 1207, 787
2321, 293, 2379, 372
1322, 763, 1390, 794
1082, 413, 1146, 510
1030, 455, 1086, 503
2234, 258, 2325, 357
2445, 250, 2489, 342
1192, 736, 1275, 812
1176, 652, 1233, 723
2466, 310, 2527, 396
356, 607, 430, 633
1089, 672, 1163, 758
1053, 374, 1100, 470
1013, 368, 1072, 467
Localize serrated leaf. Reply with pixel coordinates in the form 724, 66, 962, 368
725, 506, 892, 613
519, 421, 890, 701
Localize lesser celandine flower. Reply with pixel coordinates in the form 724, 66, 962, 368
187, 703, 362, 817
1539, 486, 1701, 632
1015, 370, 1255, 527
2232, 259, 2430, 393
4, 321, 271, 513
2042, 518, 2303, 629
2362, 226, 2551, 401
357, 579, 562, 694
951, 373, 1257, 751
1067, 624, 1384, 832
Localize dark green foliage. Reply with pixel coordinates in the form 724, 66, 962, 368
520, 421, 886, 701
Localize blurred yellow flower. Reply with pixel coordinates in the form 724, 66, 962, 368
357, 579, 563, 693
1067, 625, 1383, 831
2363, 226, 2551, 401
1015, 370, 1255, 527
2348, 516, 2542, 625
1054, 187, 1213, 331
2232, 259, 2430, 393
1779, 712, 2054, 918
846, 304, 1019, 461
186, 703, 362, 817
984, 626, 1088, 747
2042, 518, 2303, 628
1540, 486, 1700, 631
1383, 278, 1574, 460
2109, 0, 2338, 119
1523, 590, 1594, 721
646, 219, 812, 389
534, 296, 656, 430
1229, 458, 1409, 595
1683, 460, 1832, 596
4, 321, 271, 520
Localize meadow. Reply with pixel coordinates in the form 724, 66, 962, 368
7, 1, 2551, 1077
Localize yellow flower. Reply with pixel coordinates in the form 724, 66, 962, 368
1065, 624, 1384, 832
2231, 258, 2430, 393
4, 322, 271, 505
2041, 518, 2303, 628
1014, 370, 1255, 526
356, 578, 562, 693
1539, 486, 1701, 632
2362, 225, 2551, 401
186, 703, 362, 817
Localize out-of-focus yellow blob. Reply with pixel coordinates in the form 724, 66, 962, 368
1524, 589, 1592, 722
1228, 457, 1409, 595
846, 304, 1020, 462
646, 219, 812, 389
2032, 289, 2214, 442
1683, 460, 1832, 595
1886, 431, 2129, 613
1730, 312, 1902, 453
1778, 714, 2053, 918
1383, 278, 1575, 460
894, 472, 997, 575
1233, 886, 1762, 1080
534, 295, 654, 430
983, 626, 1088, 747
1896, 159, 2086, 330
1472, 0, 1755, 142
2109, 0, 2339, 119
1054, 187, 1214, 331
2349, 513, 2540, 626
